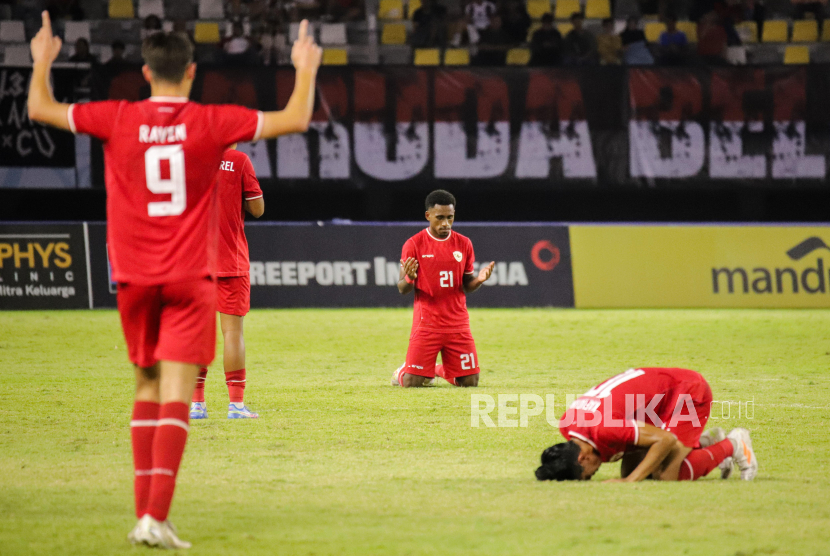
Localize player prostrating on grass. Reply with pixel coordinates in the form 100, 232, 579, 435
391, 190, 495, 388
28, 12, 321, 548
190, 145, 263, 420
535, 367, 758, 482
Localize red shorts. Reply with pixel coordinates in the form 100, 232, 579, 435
216, 275, 250, 316
404, 328, 480, 379
662, 376, 713, 448
117, 277, 216, 368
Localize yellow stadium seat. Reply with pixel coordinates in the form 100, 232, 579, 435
193, 22, 221, 43
584, 0, 610, 19
677, 21, 697, 42
108, 0, 135, 18
527, 22, 541, 41
554, 0, 580, 20
784, 45, 809, 64
443, 48, 470, 65
761, 20, 788, 43
527, 0, 551, 19
408, 0, 421, 18
322, 48, 348, 65
735, 21, 757, 43
792, 20, 818, 42
413, 48, 440, 65
379, 0, 404, 19
557, 22, 573, 36
823, 20, 830, 41
644, 22, 666, 43
506, 48, 531, 65
381, 23, 407, 44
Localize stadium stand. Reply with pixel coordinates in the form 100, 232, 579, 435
443, 47, 470, 65
323, 48, 349, 64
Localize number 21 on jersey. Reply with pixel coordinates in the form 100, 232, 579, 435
440, 271, 454, 288
145, 145, 186, 217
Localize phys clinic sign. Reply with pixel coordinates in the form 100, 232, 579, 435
570, 225, 830, 308
0, 224, 91, 309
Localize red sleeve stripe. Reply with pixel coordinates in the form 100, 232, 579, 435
245, 194, 263, 201
253, 111, 264, 142
67, 104, 77, 134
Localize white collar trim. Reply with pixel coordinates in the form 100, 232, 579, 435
426, 228, 452, 242
149, 96, 189, 103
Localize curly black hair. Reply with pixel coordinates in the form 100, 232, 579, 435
535, 441, 584, 481
425, 190, 456, 210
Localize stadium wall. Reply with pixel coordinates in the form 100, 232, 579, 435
2, 222, 829, 310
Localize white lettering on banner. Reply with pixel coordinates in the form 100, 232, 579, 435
353, 122, 429, 180
629, 121, 706, 178
235, 141, 272, 178
434, 122, 510, 178
1, 69, 63, 161
515, 121, 597, 178
771, 121, 825, 179
709, 122, 766, 178
250, 260, 530, 287
277, 122, 351, 179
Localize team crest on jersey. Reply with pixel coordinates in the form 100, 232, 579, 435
453, 251, 463, 262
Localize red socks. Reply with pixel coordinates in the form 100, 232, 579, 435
435, 364, 456, 385
131, 401, 160, 519
145, 402, 190, 521
678, 438, 734, 481
191, 368, 208, 403
225, 369, 246, 403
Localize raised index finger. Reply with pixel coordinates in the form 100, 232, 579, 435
297, 19, 308, 42
41, 10, 53, 35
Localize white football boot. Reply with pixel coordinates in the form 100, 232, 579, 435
727, 428, 758, 481
129, 514, 191, 549
700, 427, 733, 479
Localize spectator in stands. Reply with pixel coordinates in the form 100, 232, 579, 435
530, 13, 563, 66
105, 40, 127, 66
563, 12, 597, 65
620, 15, 654, 65
474, 14, 511, 65
792, 0, 826, 25
46, 0, 84, 21
448, 10, 472, 46
411, 0, 449, 47
465, 0, 497, 32
502, 0, 531, 45
697, 11, 728, 65
223, 21, 259, 65
141, 15, 163, 40
657, 14, 688, 65
597, 17, 622, 64
68, 37, 96, 63
230, 0, 267, 19
326, 0, 365, 22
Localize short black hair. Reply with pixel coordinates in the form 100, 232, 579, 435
141, 32, 194, 84
541, 13, 553, 24
602, 17, 614, 27
535, 441, 584, 481
570, 11, 584, 21
425, 189, 456, 210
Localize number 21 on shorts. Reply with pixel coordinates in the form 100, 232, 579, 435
145, 145, 186, 217
461, 352, 476, 370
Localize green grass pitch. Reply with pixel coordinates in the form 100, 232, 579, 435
1, 308, 829, 555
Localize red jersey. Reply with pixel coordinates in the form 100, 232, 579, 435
401, 228, 475, 332
214, 150, 262, 277
68, 97, 263, 285
558, 368, 707, 462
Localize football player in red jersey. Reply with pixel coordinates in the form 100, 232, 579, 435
28, 12, 321, 548
391, 190, 495, 388
535, 367, 759, 483
190, 146, 263, 420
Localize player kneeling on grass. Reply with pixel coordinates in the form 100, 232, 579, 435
28, 12, 321, 549
535, 367, 758, 482
391, 190, 495, 388
190, 145, 263, 420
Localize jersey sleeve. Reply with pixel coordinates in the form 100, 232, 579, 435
464, 238, 475, 275
209, 105, 264, 146
67, 100, 124, 141
401, 239, 417, 262
241, 156, 262, 200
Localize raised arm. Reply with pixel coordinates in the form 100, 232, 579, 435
606, 423, 677, 483
258, 20, 322, 139
398, 258, 418, 295
27, 12, 71, 130
463, 262, 494, 293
